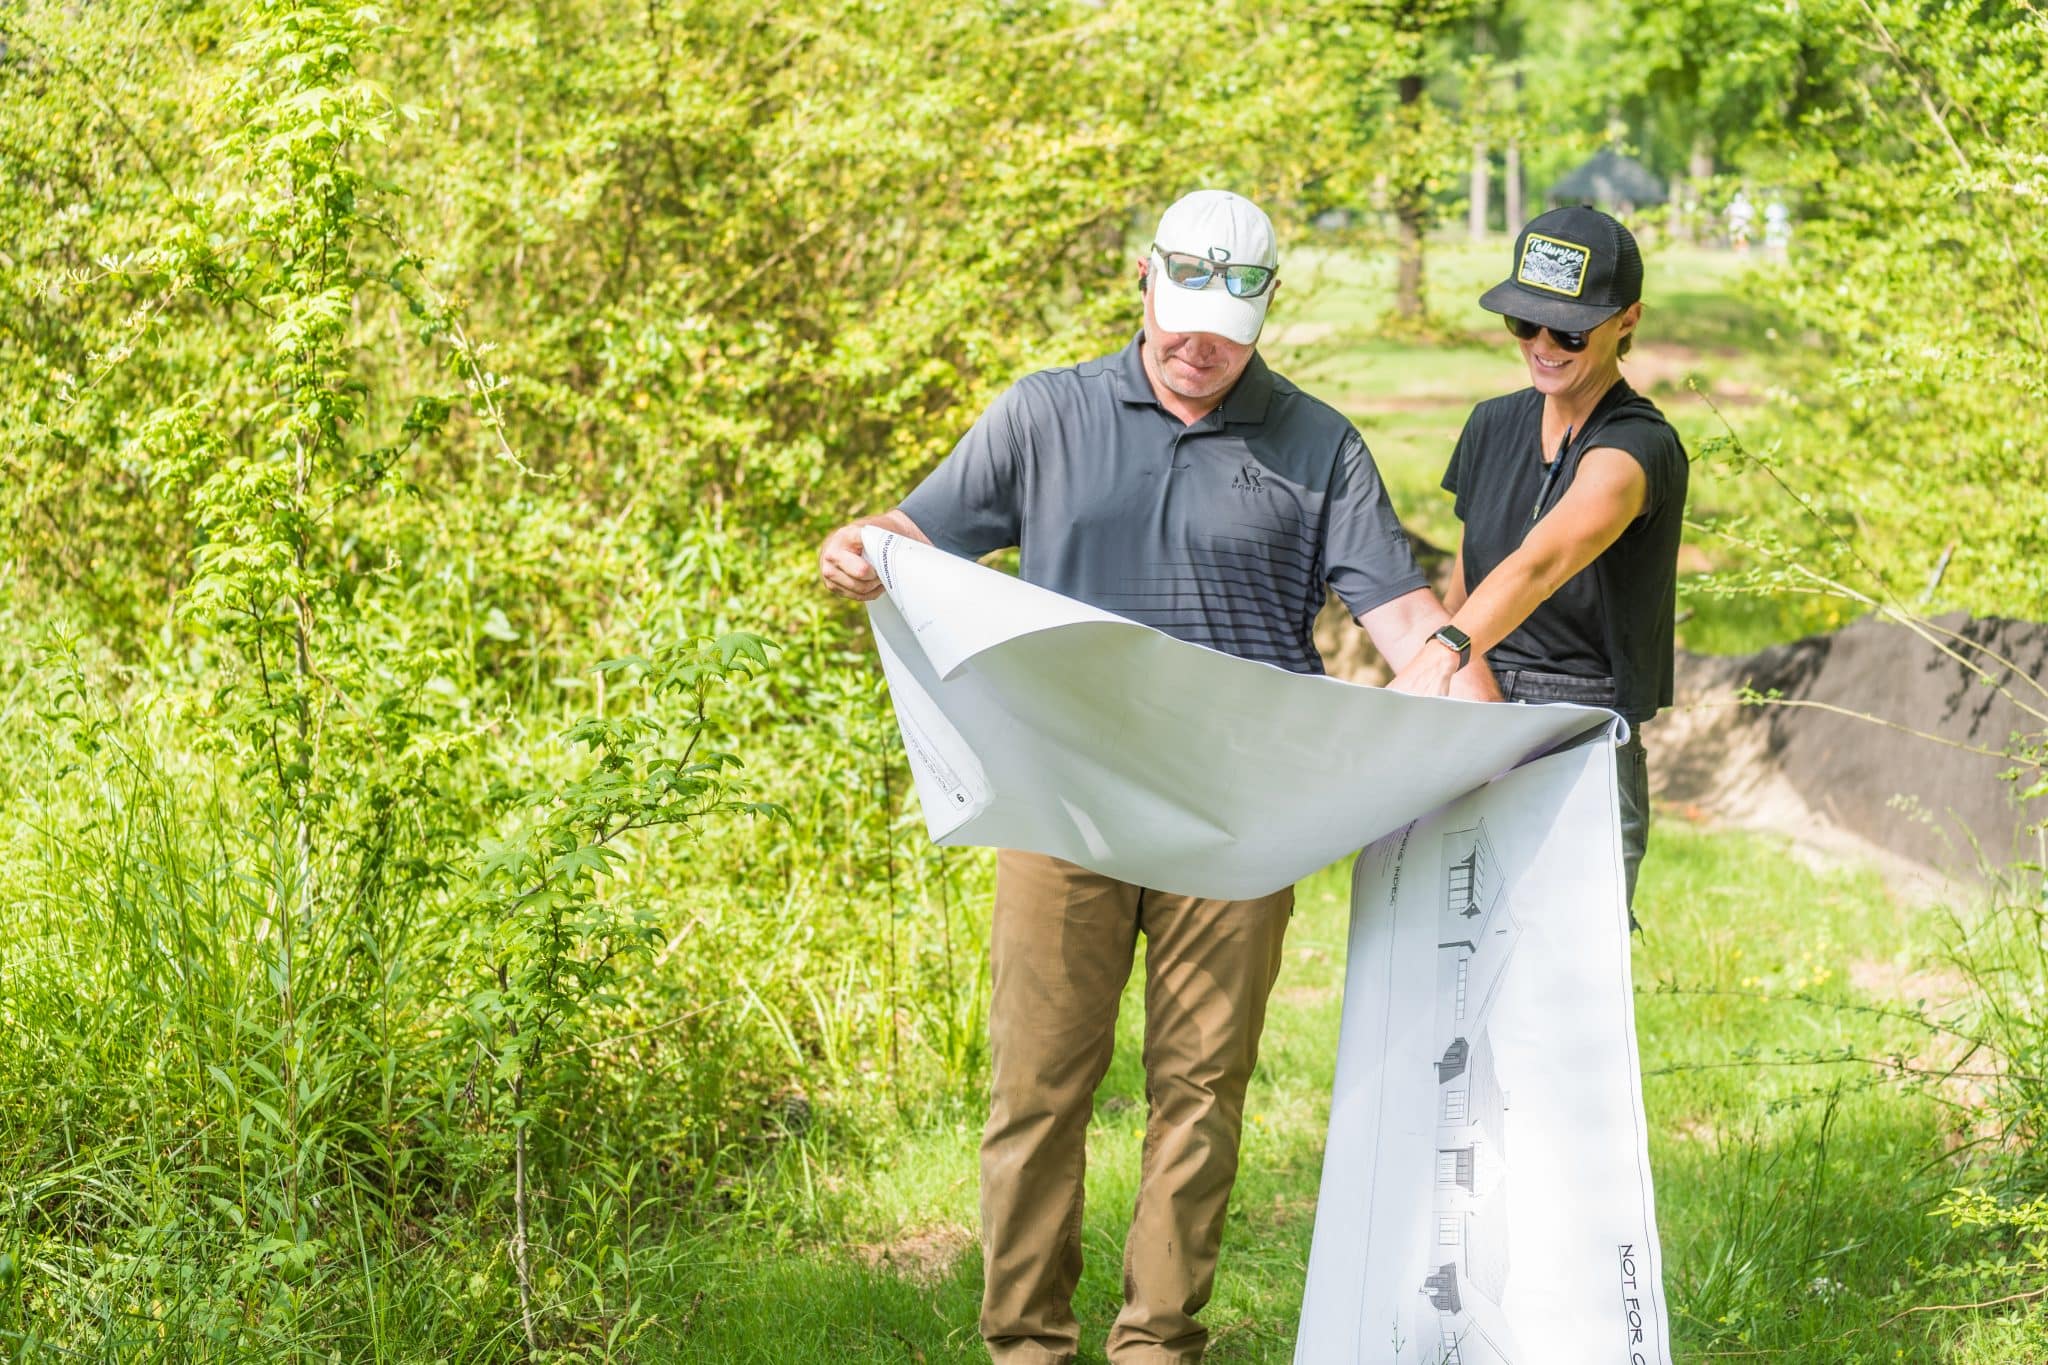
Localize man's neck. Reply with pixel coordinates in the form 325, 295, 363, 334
1141, 344, 1232, 427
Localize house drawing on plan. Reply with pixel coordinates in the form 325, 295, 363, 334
1414, 819, 1524, 1364
1420, 1031, 1517, 1362
1440, 821, 1508, 939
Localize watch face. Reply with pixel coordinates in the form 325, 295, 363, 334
1436, 625, 1471, 650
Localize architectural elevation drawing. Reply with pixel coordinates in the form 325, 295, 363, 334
1297, 747, 1671, 1364
1442, 821, 1507, 935
1420, 818, 1525, 1364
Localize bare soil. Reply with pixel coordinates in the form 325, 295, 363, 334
850, 1221, 976, 1287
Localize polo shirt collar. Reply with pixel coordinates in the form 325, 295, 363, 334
1111, 331, 1156, 406
1218, 350, 1275, 425
1114, 330, 1276, 427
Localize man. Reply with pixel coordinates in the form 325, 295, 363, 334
820, 189, 1494, 1365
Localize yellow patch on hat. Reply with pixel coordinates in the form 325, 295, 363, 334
1516, 233, 1590, 297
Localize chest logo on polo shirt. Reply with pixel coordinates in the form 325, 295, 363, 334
1517, 233, 1590, 297
1231, 462, 1265, 494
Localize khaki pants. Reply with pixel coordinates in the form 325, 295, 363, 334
980, 850, 1294, 1365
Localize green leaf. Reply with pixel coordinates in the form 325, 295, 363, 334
480, 607, 519, 643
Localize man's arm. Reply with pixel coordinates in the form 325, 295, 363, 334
823, 384, 1025, 600
1387, 446, 1646, 697
1357, 586, 1502, 702
818, 509, 929, 601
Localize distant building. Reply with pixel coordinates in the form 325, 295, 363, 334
1547, 149, 1668, 215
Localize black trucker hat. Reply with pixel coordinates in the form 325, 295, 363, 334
1478, 205, 1643, 331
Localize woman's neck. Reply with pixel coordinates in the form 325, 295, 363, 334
1541, 365, 1623, 450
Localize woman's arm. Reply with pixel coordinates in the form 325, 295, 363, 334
1357, 586, 1503, 701
1387, 447, 1647, 696
1442, 544, 1469, 614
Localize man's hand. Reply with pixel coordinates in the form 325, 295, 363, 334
818, 509, 930, 601
819, 522, 884, 600
1448, 656, 1504, 703
1387, 637, 1463, 697
1356, 587, 1498, 701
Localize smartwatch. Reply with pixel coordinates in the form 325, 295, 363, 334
1429, 624, 1472, 670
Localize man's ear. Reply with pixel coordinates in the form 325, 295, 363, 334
1136, 257, 1150, 297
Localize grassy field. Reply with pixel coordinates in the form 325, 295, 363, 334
645, 820, 1997, 1362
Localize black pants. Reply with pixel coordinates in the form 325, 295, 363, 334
1494, 666, 1651, 912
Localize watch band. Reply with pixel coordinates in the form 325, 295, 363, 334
1429, 624, 1472, 670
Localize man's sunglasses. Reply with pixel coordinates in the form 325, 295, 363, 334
1151, 245, 1278, 299
1503, 314, 1614, 352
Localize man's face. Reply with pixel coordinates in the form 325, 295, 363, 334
1141, 261, 1258, 403
1516, 303, 1641, 396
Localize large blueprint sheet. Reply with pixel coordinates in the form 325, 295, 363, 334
865, 531, 1609, 899
861, 529, 1670, 1363
1299, 745, 1670, 1365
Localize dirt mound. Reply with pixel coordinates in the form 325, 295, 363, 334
1655, 613, 2048, 883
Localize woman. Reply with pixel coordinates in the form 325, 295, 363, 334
1389, 206, 1688, 911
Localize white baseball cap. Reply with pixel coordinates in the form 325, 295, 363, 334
1148, 190, 1279, 345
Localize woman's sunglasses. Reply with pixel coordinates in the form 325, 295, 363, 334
1503, 314, 1615, 352
1151, 245, 1278, 299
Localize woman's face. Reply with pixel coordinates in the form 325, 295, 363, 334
1517, 303, 1642, 399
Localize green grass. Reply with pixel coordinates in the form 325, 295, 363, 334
632, 816, 2021, 1363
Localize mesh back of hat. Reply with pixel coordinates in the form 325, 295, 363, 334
1610, 218, 1644, 305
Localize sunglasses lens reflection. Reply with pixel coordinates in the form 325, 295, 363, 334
1154, 247, 1275, 299
1222, 265, 1275, 298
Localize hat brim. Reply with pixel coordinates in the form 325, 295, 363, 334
1477, 279, 1622, 332
1153, 280, 1270, 346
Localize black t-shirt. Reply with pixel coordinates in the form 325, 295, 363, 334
1442, 379, 1688, 723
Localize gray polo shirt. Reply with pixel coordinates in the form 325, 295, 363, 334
898, 333, 1426, 674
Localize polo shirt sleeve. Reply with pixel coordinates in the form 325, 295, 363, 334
1324, 431, 1430, 618
897, 385, 1027, 559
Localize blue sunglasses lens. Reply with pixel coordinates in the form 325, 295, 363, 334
1155, 248, 1275, 299
1223, 265, 1274, 297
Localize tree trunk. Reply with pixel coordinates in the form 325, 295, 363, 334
1469, 141, 1490, 240
1396, 209, 1425, 320
1394, 73, 1426, 321
1669, 172, 1691, 243
1686, 137, 1715, 247
1504, 138, 1524, 231
1469, 9, 1494, 241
